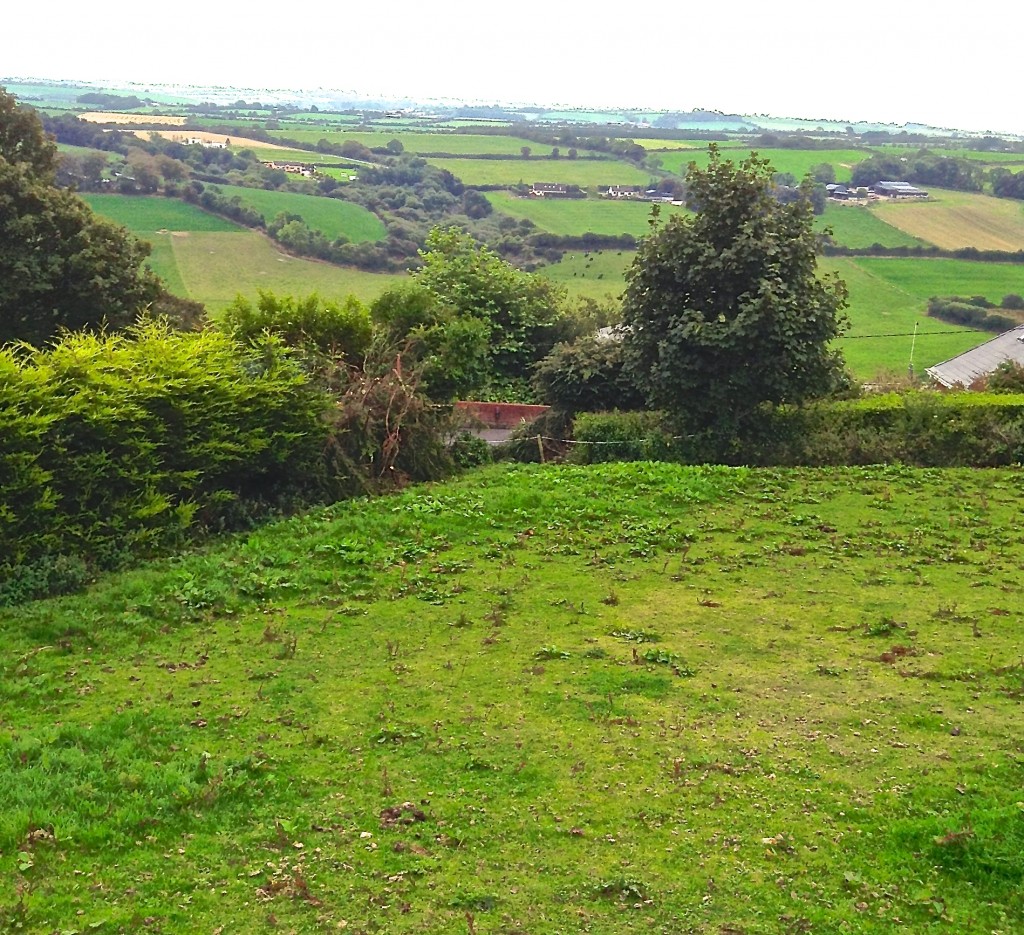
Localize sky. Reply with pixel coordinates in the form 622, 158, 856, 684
5, 0, 1022, 135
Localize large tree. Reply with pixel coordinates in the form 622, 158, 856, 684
0, 87, 161, 346
622, 145, 848, 441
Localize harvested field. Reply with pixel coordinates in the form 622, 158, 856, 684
129, 129, 295, 151
874, 189, 1024, 252
79, 112, 186, 125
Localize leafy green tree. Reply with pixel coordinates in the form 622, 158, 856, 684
413, 226, 566, 395
0, 87, 162, 346
622, 145, 848, 443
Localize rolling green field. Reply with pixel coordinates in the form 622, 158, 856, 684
487, 192, 686, 237
206, 185, 386, 242
3, 462, 1023, 932
427, 157, 654, 187
539, 249, 634, 302
266, 130, 554, 156
80, 194, 244, 232
873, 189, 1024, 252
164, 231, 405, 313
814, 203, 929, 249
658, 148, 870, 183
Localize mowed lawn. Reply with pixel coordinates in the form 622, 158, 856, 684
658, 147, 871, 183
487, 192, 687, 237
208, 185, 386, 242
873, 189, 1024, 252
427, 157, 654, 187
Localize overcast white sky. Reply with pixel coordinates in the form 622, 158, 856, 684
4, 0, 1020, 135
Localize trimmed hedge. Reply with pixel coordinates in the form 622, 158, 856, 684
0, 322, 335, 604
564, 393, 1024, 468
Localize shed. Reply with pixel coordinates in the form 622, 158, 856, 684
926, 325, 1024, 387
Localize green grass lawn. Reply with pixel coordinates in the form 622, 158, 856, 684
427, 157, 655, 187
80, 194, 243, 233
487, 192, 687, 237
3, 462, 1023, 932
206, 185, 386, 242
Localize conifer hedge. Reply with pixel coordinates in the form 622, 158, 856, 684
0, 322, 334, 603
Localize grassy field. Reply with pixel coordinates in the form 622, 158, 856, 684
539, 249, 634, 302
814, 203, 929, 249
487, 192, 686, 237
873, 189, 1024, 252
266, 130, 555, 156
427, 157, 654, 187
164, 231, 405, 313
657, 148, 871, 183
80, 194, 244, 233
207, 185, 386, 242
3, 462, 1023, 932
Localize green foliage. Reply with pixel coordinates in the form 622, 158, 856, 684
622, 146, 849, 442
926, 296, 1018, 333
984, 360, 1024, 393
559, 393, 1024, 467
0, 322, 334, 602
414, 226, 567, 395
219, 290, 372, 363
0, 88, 163, 345
532, 332, 644, 413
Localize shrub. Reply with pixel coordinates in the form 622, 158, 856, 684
532, 333, 644, 414
0, 322, 335, 603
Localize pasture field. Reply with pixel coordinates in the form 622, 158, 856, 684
266, 130, 553, 156
814, 203, 929, 249
3, 462, 1023, 933
487, 192, 686, 237
206, 185, 386, 242
873, 189, 1024, 252
539, 249, 634, 302
80, 194, 243, 233
657, 147, 870, 183
427, 157, 655, 187
869, 144, 1024, 166
631, 138, 708, 150
166, 231, 405, 313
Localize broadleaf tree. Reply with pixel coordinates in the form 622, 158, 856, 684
622, 145, 849, 444
0, 86, 162, 346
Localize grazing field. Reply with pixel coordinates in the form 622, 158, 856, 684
266, 130, 553, 156
427, 157, 654, 187
658, 148, 870, 183
166, 231, 405, 313
539, 249, 634, 302
79, 112, 186, 125
80, 194, 244, 233
814, 203, 930, 249
3, 462, 1023, 933
873, 189, 1024, 252
487, 192, 687, 237
206, 185, 386, 242
869, 145, 1024, 166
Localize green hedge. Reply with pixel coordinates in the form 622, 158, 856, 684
0, 322, 334, 603
562, 393, 1024, 468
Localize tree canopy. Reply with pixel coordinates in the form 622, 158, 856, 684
622, 145, 848, 441
0, 86, 161, 346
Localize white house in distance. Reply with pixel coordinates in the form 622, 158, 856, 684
926, 325, 1024, 387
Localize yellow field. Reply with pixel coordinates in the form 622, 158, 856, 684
128, 129, 295, 151
874, 189, 1024, 251
79, 112, 187, 125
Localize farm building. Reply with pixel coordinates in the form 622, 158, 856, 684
261, 160, 316, 177
873, 180, 928, 198
605, 185, 644, 199
826, 184, 853, 200
530, 183, 571, 197
926, 324, 1024, 387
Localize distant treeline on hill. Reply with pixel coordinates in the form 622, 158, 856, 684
821, 243, 1024, 264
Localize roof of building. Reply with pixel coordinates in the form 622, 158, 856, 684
875, 180, 928, 195
925, 324, 1024, 387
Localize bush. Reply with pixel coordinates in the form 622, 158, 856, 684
0, 322, 336, 603
533, 333, 645, 413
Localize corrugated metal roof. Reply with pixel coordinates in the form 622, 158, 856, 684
926, 325, 1024, 387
